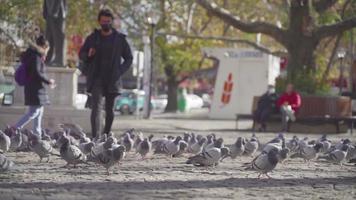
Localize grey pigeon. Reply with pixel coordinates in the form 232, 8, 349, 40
9, 129, 22, 151
59, 135, 87, 167
230, 137, 245, 159
188, 133, 197, 150
186, 145, 227, 167
183, 132, 191, 143
290, 142, 323, 162
188, 137, 206, 155
244, 136, 259, 156
0, 151, 14, 172
97, 145, 126, 175
29, 134, 58, 162
286, 135, 299, 153
346, 145, 356, 161
79, 141, 95, 155
137, 135, 153, 159
17, 130, 30, 151
122, 132, 134, 152
173, 140, 189, 157
203, 134, 215, 152
163, 136, 182, 157
133, 132, 144, 150
0, 131, 11, 152
318, 144, 349, 165
244, 148, 280, 178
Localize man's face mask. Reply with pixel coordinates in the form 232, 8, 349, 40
101, 23, 112, 32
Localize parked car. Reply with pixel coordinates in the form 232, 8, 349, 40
152, 94, 168, 110
115, 90, 150, 115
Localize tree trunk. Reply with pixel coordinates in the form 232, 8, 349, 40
164, 65, 178, 112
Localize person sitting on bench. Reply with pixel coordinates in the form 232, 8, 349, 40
277, 83, 302, 132
253, 85, 278, 132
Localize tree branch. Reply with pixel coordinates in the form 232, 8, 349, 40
315, 0, 355, 39
312, 0, 338, 13
195, 0, 288, 46
157, 32, 288, 57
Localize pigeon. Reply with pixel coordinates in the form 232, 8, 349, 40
318, 134, 332, 153
203, 134, 215, 152
290, 142, 323, 162
188, 137, 206, 155
0, 131, 11, 152
298, 137, 309, 150
173, 140, 189, 157
186, 140, 228, 167
183, 132, 191, 143
162, 136, 182, 157
262, 137, 284, 154
137, 135, 153, 159
9, 129, 22, 151
318, 144, 349, 165
188, 133, 197, 150
286, 135, 299, 153
79, 141, 95, 155
244, 135, 259, 157
59, 123, 87, 140
133, 132, 144, 150
278, 148, 290, 163
122, 132, 134, 152
59, 135, 87, 167
90, 135, 117, 160
0, 151, 14, 172
29, 134, 58, 162
17, 130, 30, 151
244, 148, 280, 178
346, 144, 356, 161
97, 145, 126, 175
230, 137, 245, 159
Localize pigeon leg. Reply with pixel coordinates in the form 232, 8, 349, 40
257, 173, 262, 179
266, 173, 272, 179
46, 157, 50, 163
106, 168, 110, 176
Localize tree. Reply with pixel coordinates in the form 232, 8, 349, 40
196, 0, 356, 85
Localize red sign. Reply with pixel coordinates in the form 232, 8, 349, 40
221, 73, 233, 105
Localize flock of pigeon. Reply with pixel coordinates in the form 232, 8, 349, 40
1, 123, 356, 177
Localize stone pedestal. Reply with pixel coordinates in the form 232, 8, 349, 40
0, 67, 91, 132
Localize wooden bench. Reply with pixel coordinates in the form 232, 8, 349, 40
236, 96, 356, 134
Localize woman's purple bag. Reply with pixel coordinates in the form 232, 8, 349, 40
15, 59, 32, 86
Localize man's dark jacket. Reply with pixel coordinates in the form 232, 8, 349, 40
79, 28, 133, 94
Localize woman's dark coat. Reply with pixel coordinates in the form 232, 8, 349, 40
23, 46, 51, 106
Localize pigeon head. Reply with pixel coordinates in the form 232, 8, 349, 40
279, 148, 290, 160
277, 133, 284, 139
340, 144, 349, 152
342, 139, 351, 145
235, 137, 244, 148
196, 135, 204, 143
320, 134, 327, 141
179, 141, 188, 150
314, 143, 324, 152
174, 136, 182, 145
183, 133, 191, 142
214, 138, 224, 148
221, 147, 230, 158
198, 137, 207, 146
117, 145, 126, 152
148, 134, 154, 142
167, 135, 175, 140
292, 135, 298, 140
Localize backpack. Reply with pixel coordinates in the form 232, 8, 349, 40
15, 58, 32, 86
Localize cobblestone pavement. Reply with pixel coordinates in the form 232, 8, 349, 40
1, 117, 356, 200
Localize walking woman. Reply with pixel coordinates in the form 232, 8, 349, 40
14, 35, 56, 138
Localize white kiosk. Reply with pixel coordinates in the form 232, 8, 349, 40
203, 48, 280, 119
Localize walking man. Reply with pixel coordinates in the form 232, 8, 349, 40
79, 9, 133, 139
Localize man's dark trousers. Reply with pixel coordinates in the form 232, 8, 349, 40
90, 81, 117, 138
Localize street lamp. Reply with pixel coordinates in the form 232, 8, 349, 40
143, 10, 160, 119
337, 48, 346, 95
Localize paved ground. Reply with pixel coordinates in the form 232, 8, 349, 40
1, 110, 356, 200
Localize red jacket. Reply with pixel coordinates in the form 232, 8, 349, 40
277, 91, 302, 112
